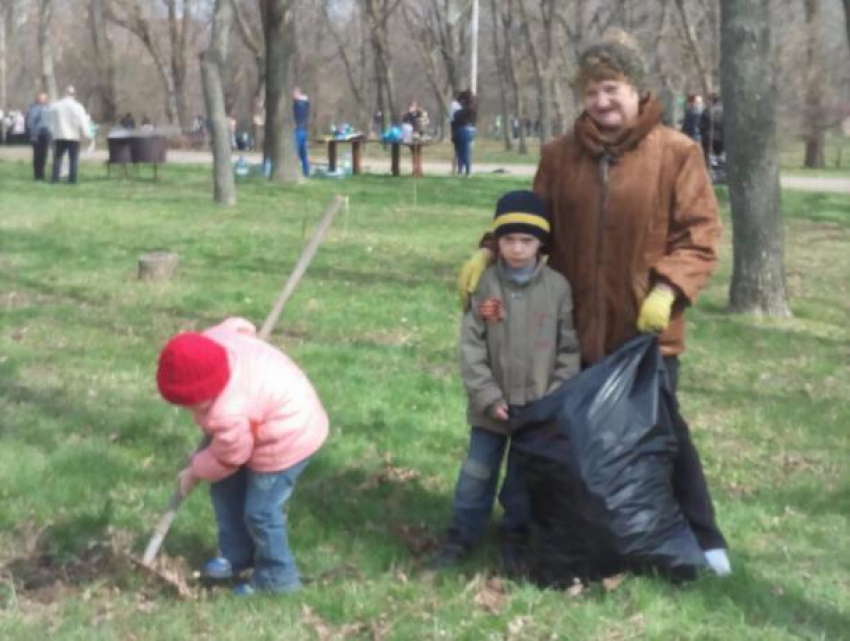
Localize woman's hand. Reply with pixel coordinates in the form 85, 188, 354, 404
637, 285, 676, 333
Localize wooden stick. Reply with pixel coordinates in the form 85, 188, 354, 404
141, 194, 346, 568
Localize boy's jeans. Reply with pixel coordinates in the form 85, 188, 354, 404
449, 427, 530, 544
210, 458, 310, 592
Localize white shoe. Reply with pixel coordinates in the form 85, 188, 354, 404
704, 548, 732, 576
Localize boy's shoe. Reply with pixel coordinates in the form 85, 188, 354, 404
704, 548, 732, 576
428, 538, 472, 571
500, 527, 530, 579
232, 583, 256, 597
202, 556, 235, 580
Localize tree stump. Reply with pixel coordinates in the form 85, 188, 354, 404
138, 251, 179, 282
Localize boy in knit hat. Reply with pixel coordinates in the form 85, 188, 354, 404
431, 190, 581, 575
156, 317, 328, 595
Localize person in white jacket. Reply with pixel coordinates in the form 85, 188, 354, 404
49, 86, 90, 184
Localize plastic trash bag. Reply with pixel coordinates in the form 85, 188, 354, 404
510, 334, 707, 584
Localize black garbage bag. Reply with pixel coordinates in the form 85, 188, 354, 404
510, 334, 707, 585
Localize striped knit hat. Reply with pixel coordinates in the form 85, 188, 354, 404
491, 190, 551, 242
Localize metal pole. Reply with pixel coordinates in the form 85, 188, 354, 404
470, 0, 479, 94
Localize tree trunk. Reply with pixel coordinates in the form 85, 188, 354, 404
362, 0, 398, 125
842, 0, 850, 57
261, 0, 299, 183
38, 0, 58, 100
720, 0, 791, 316
518, 0, 557, 146
499, 0, 527, 154
88, 0, 117, 124
490, 0, 512, 151
166, 0, 191, 131
0, 3, 7, 114
803, 0, 825, 169
202, 0, 236, 205
674, 0, 712, 95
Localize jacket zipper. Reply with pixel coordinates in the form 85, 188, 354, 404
594, 153, 613, 361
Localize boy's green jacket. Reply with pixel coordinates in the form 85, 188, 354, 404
460, 260, 581, 434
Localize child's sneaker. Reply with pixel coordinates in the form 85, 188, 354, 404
202, 556, 235, 580
232, 583, 256, 597
704, 548, 732, 576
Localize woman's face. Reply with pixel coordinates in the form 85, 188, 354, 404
582, 79, 640, 132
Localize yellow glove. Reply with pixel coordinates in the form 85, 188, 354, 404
637, 286, 676, 333
457, 249, 492, 309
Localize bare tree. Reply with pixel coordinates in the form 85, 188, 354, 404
0, 0, 12, 110
322, 2, 371, 126
201, 0, 235, 204
260, 0, 299, 182
360, 0, 403, 127
489, 0, 511, 150
803, 0, 826, 168
720, 0, 791, 316
88, 0, 118, 123
495, 0, 528, 154
106, 0, 197, 129
673, 0, 713, 95
38, 0, 58, 100
517, 0, 560, 145
231, 0, 265, 100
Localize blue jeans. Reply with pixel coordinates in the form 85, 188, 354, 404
456, 126, 475, 175
294, 127, 309, 177
210, 458, 310, 592
449, 427, 530, 544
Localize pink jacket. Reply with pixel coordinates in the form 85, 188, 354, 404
189, 318, 329, 482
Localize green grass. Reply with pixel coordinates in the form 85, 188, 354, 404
0, 159, 848, 640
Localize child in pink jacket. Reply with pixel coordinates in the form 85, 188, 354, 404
156, 317, 328, 595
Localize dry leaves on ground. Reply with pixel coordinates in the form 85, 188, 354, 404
390, 522, 439, 557
466, 574, 509, 615
301, 604, 389, 641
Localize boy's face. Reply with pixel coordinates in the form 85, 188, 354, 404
498, 233, 541, 269
582, 78, 640, 132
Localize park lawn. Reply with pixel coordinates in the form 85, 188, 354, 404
0, 159, 848, 640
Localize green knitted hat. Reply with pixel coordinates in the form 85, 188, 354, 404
577, 30, 647, 94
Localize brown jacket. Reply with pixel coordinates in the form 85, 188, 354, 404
460, 260, 580, 434
532, 97, 721, 364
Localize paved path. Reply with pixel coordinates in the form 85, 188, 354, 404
2, 146, 848, 194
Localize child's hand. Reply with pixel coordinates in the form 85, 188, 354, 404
491, 403, 510, 421
478, 297, 504, 323
177, 467, 200, 497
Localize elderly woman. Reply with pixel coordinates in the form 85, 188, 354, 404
458, 31, 730, 576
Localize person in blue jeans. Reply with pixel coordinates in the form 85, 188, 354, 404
431, 191, 580, 575
292, 87, 310, 177
451, 90, 477, 175
208, 459, 310, 593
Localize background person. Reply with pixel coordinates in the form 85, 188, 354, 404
48, 86, 91, 184
25, 92, 51, 180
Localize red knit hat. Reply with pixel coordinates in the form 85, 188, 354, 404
156, 333, 230, 406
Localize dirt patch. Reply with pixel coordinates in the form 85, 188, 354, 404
1, 524, 199, 609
